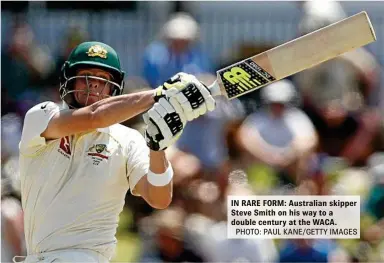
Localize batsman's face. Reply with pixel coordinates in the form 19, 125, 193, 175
74, 68, 112, 106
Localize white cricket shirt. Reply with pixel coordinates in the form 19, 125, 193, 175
19, 101, 150, 259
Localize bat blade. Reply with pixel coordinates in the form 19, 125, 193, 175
209, 11, 376, 99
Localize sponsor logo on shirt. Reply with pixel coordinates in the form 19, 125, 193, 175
58, 136, 71, 158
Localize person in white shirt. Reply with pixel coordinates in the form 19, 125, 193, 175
17, 41, 215, 263
237, 79, 318, 185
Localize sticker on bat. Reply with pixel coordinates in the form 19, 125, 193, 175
245, 59, 276, 82
218, 60, 275, 98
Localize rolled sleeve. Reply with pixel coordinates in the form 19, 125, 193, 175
19, 101, 62, 154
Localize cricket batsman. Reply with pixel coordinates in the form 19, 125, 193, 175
16, 41, 215, 262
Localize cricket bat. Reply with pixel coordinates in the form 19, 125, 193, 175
208, 11, 376, 99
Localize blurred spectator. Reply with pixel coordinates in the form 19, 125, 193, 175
139, 206, 204, 263
298, 0, 347, 36
278, 239, 341, 263
185, 184, 278, 262
142, 12, 213, 88
1, 152, 25, 262
298, 0, 381, 107
45, 24, 89, 88
1, 112, 25, 262
1, 113, 23, 161
1, 195, 25, 262
366, 153, 384, 215
236, 80, 318, 186
298, 99, 383, 166
362, 153, 384, 245
1, 17, 55, 115
294, 1, 384, 167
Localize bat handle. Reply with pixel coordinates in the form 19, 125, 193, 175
207, 80, 222, 97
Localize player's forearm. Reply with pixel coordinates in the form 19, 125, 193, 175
149, 150, 169, 173
144, 150, 173, 209
89, 90, 155, 127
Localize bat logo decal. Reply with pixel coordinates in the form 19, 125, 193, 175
218, 60, 275, 99
223, 67, 260, 92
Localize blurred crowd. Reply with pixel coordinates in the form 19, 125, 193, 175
2, 1, 384, 263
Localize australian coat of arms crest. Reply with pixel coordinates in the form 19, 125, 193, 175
86, 45, 108, 59
87, 144, 111, 165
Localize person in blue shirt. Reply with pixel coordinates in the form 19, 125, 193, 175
143, 12, 213, 88
279, 239, 338, 262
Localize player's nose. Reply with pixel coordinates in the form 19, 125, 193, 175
88, 79, 100, 89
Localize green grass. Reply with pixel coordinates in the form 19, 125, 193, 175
111, 207, 142, 262
112, 234, 141, 262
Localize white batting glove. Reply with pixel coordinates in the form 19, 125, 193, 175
154, 72, 216, 121
143, 97, 187, 151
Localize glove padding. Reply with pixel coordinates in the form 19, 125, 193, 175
155, 72, 216, 121
143, 97, 186, 151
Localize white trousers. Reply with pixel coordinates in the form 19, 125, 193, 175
13, 249, 109, 263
